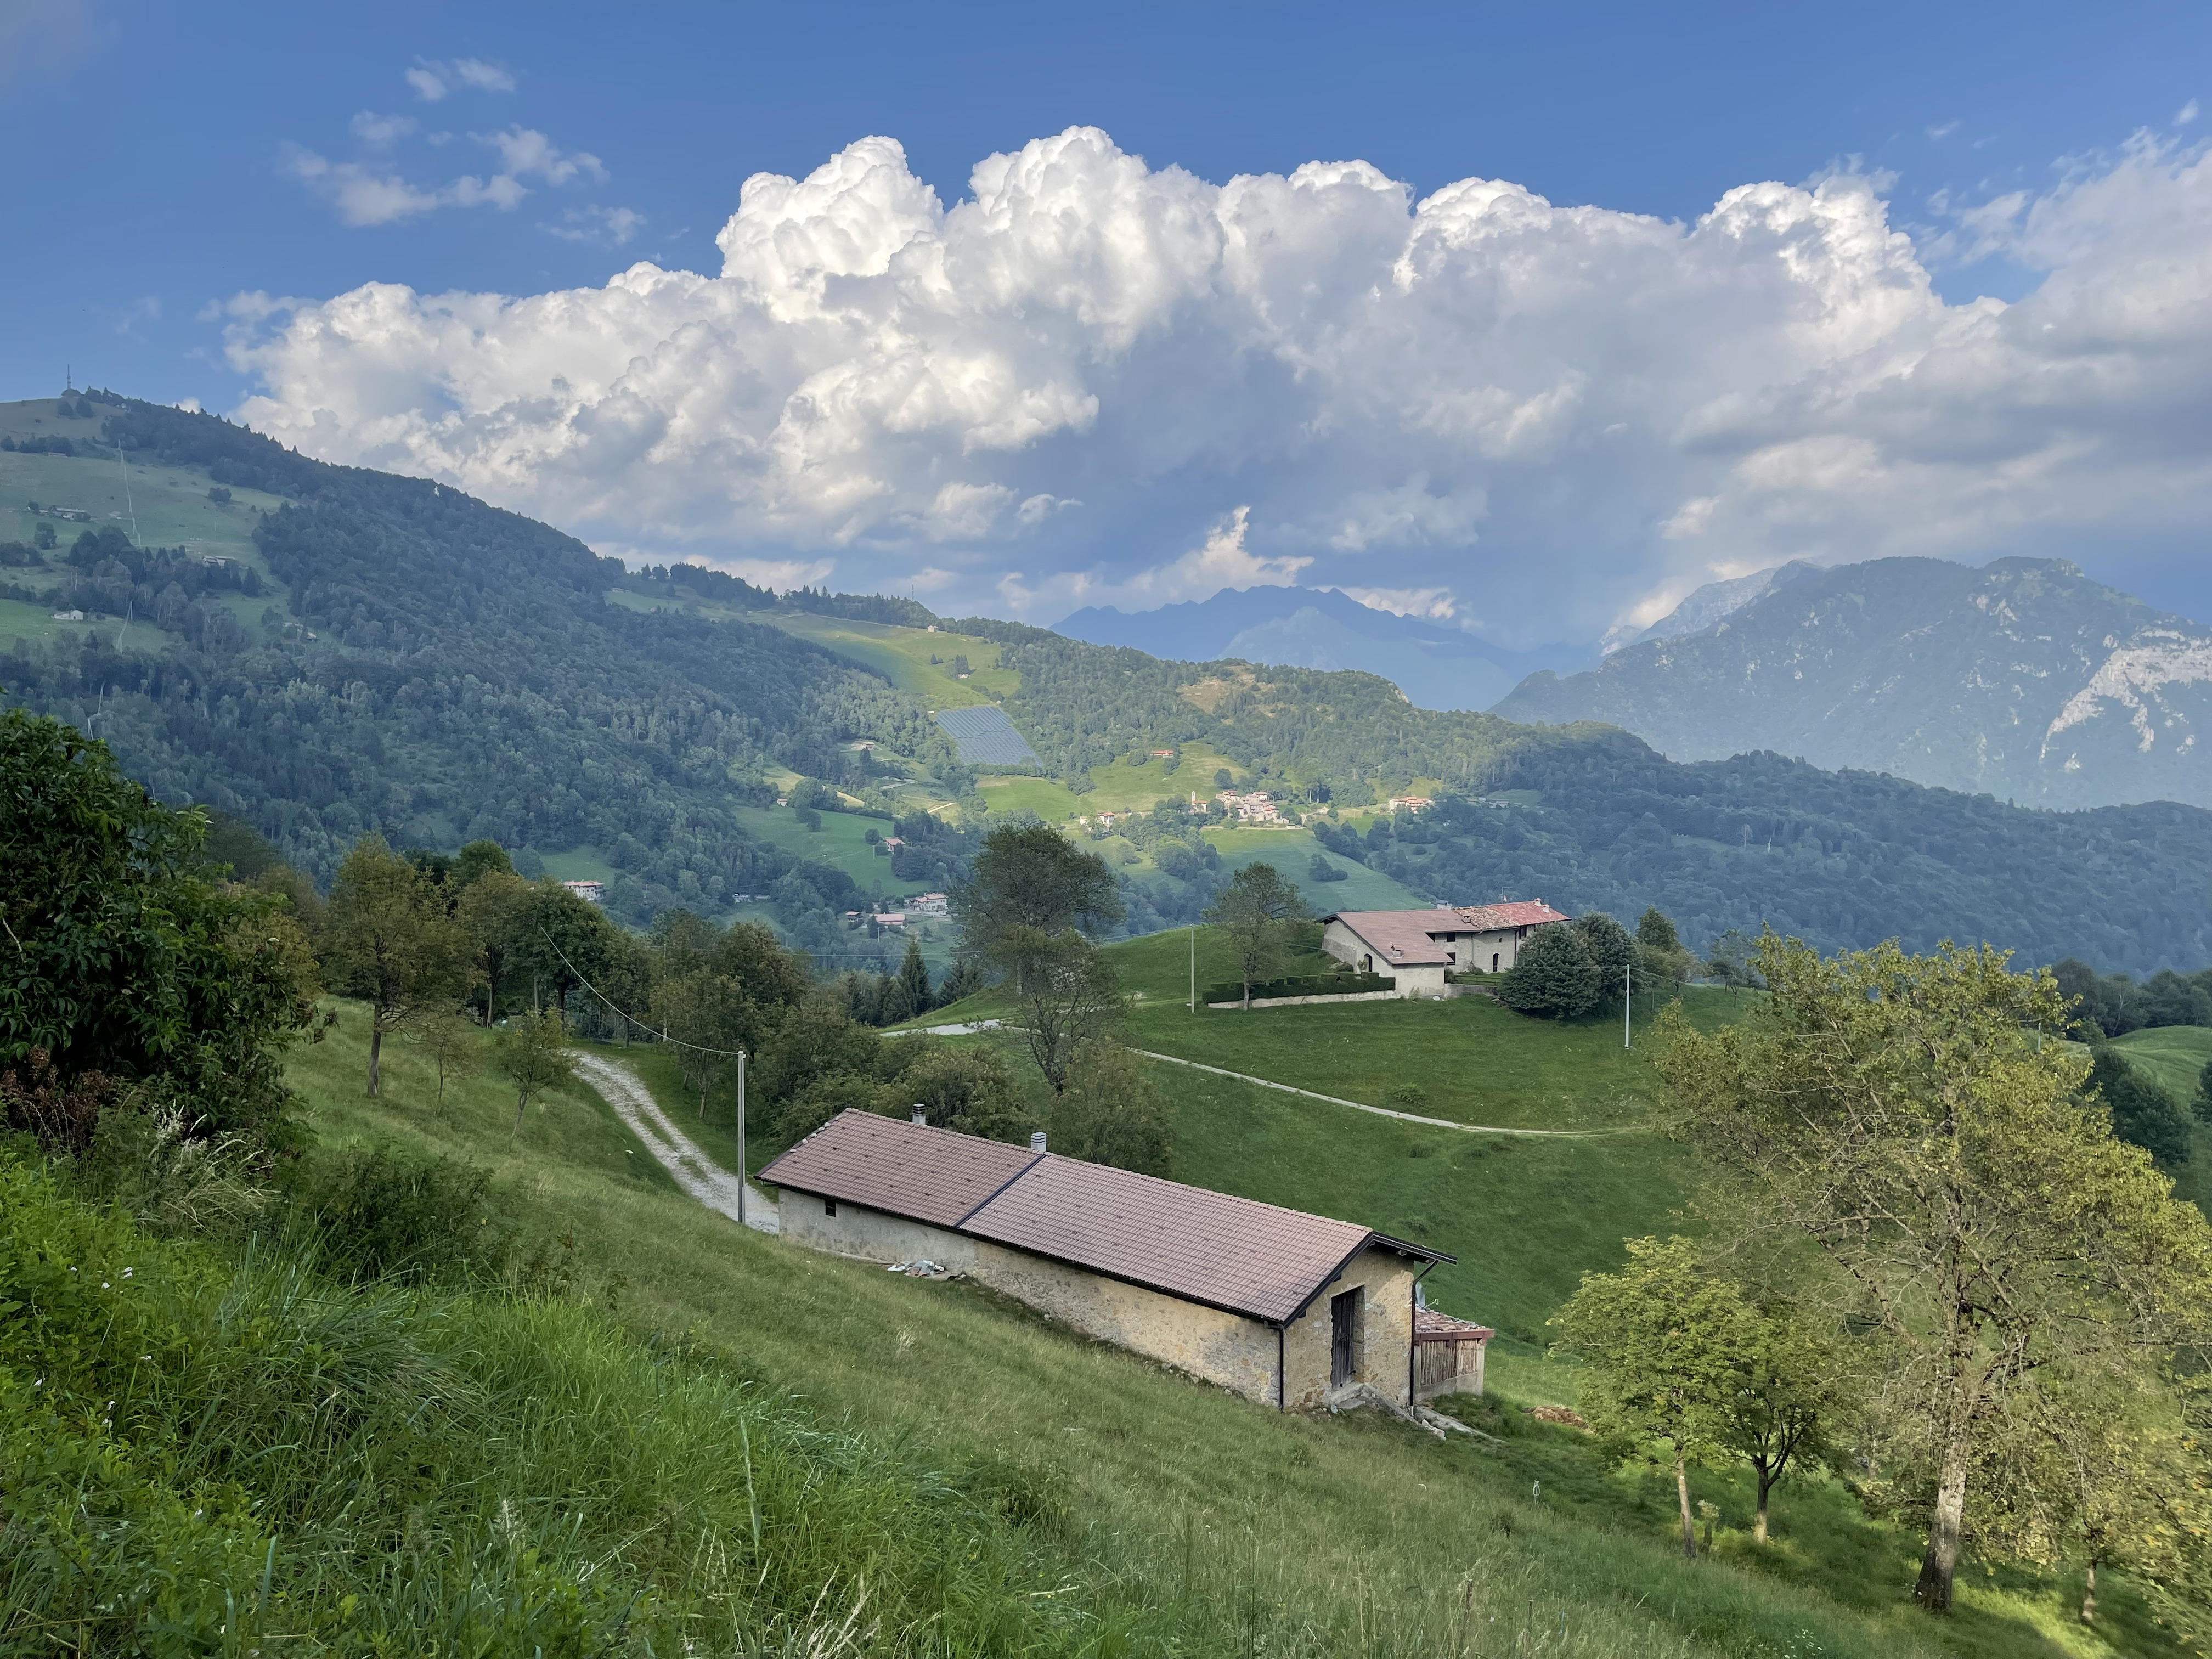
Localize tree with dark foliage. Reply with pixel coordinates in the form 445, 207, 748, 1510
0, 706, 314, 1148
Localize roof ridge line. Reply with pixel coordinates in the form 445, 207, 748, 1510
952, 1149, 1048, 1228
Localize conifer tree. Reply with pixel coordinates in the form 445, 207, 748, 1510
897, 935, 932, 1016
1498, 925, 1600, 1018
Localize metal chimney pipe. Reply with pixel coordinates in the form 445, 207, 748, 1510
911, 1104, 927, 1125
1030, 1131, 1048, 1153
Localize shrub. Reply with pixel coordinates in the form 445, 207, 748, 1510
281, 1143, 503, 1282
1047, 1043, 1172, 1175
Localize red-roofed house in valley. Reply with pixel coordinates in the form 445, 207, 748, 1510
1319, 901, 1571, 994
760, 1111, 1454, 1411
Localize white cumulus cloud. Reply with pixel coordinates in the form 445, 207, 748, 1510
226, 125, 2212, 644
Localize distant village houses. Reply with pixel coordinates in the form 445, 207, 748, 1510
763, 1111, 1485, 1411
1196, 789, 1283, 823
1321, 901, 1571, 995
562, 879, 605, 905
1386, 795, 1434, 814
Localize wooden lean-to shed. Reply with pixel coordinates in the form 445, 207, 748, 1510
761, 1110, 1454, 1411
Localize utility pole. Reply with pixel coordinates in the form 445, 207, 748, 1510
736, 1050, 747, 1227
1624, 963, 1633, 1049
1189, 923, 1196, 1013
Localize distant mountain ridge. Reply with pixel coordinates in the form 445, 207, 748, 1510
1601, 560, 1822, 653
1054, 585, 1592, 711
1494, 556, 2212, 809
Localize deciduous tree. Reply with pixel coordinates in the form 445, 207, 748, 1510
1204, 862, 1308, 1008
1549, 1237, 1742, 1558
1048, 1043, 1173, 1175
891, 1041, 1030, 1142
404, 1009, 479, 1107
0, 706, 314, 1145
2087, 1048, 2192, 1167
321, 834, 467, 1097
1657, 935, 2212, 1612
1003, 927, 1122, 1095
953, 825, 1122, 978
456, 868, 529, 1026
496, 1008, 574, 1136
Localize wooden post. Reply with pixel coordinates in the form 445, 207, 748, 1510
736, 1049, 747, 1228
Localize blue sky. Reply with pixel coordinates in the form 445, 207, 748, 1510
4, 0, 2207, 638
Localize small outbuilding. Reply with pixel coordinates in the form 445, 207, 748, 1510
761, 1110, 1454, 1411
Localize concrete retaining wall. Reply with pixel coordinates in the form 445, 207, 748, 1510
1205, 990, 1403, 1009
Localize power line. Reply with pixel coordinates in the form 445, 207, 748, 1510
533, 926, 749, 1058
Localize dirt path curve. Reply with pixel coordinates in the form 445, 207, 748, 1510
1125, 1048, 1620, 1138
570, 1050, 779, 1233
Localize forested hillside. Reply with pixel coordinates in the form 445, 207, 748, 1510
1, 397, 964, 950
3, 393, 2206, 977
961, 627, 2209, 973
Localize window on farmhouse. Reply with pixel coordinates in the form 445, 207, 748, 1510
824, 1199, 838, 1217
1330, 1287, 1362, 1386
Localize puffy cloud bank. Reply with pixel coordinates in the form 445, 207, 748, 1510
226, 127, 2212, 643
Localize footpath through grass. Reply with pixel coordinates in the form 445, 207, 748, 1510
269, 990, 2183, 1659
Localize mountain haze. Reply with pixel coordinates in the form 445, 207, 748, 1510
1496, 556, 2212, 809
3, 394, 2207, 973
1056, 585, 1591, 712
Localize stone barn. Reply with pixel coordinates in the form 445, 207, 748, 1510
761, 1110, 1454, 1411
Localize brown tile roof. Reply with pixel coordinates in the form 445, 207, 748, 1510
1451, 901, 1571, 930
760, 1110, 1451, 1323
1325, 901, 1571, 963
758, 1112, 1036, 1227
965, 1155, 1374, 1323
1323, 910, 1452, 965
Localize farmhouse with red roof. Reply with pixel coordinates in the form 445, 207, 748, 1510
1319, 901, 1571, 995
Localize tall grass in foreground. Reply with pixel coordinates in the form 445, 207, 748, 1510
4, 1136, 1973, 1659
0, 1149, 1088, 1655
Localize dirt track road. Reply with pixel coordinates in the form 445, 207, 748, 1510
570, 1049, 780, 1233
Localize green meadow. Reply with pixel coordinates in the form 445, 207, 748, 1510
269, 985, 2168, 1659
2108, 1024, 2212, 1214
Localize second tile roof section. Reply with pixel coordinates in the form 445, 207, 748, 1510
962, 1152, 1373, 1324
761, 1111, 1385, 1324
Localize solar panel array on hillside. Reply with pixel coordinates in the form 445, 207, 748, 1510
935, 705, 1039, 765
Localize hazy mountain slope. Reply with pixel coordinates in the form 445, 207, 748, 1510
0, 395, 956, 928
1600, 560, 1821, 652
1056, 585, 1590, 710
8, 393, 2205, 973
1494, 556, 2212, 808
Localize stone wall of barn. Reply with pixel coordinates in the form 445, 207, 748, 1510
779, 1194, 1282, 1406
1279, 1245, 1421, 1410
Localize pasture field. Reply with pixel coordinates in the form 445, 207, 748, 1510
269, 997, 2156, 1659
1199, 822, 1431, 910
759, 611, 1019, 707
2108, 1025, 2212, 1214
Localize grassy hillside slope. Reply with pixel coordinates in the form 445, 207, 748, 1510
280, 999, 2168, 1658
2108, 1025, 2212, 1215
